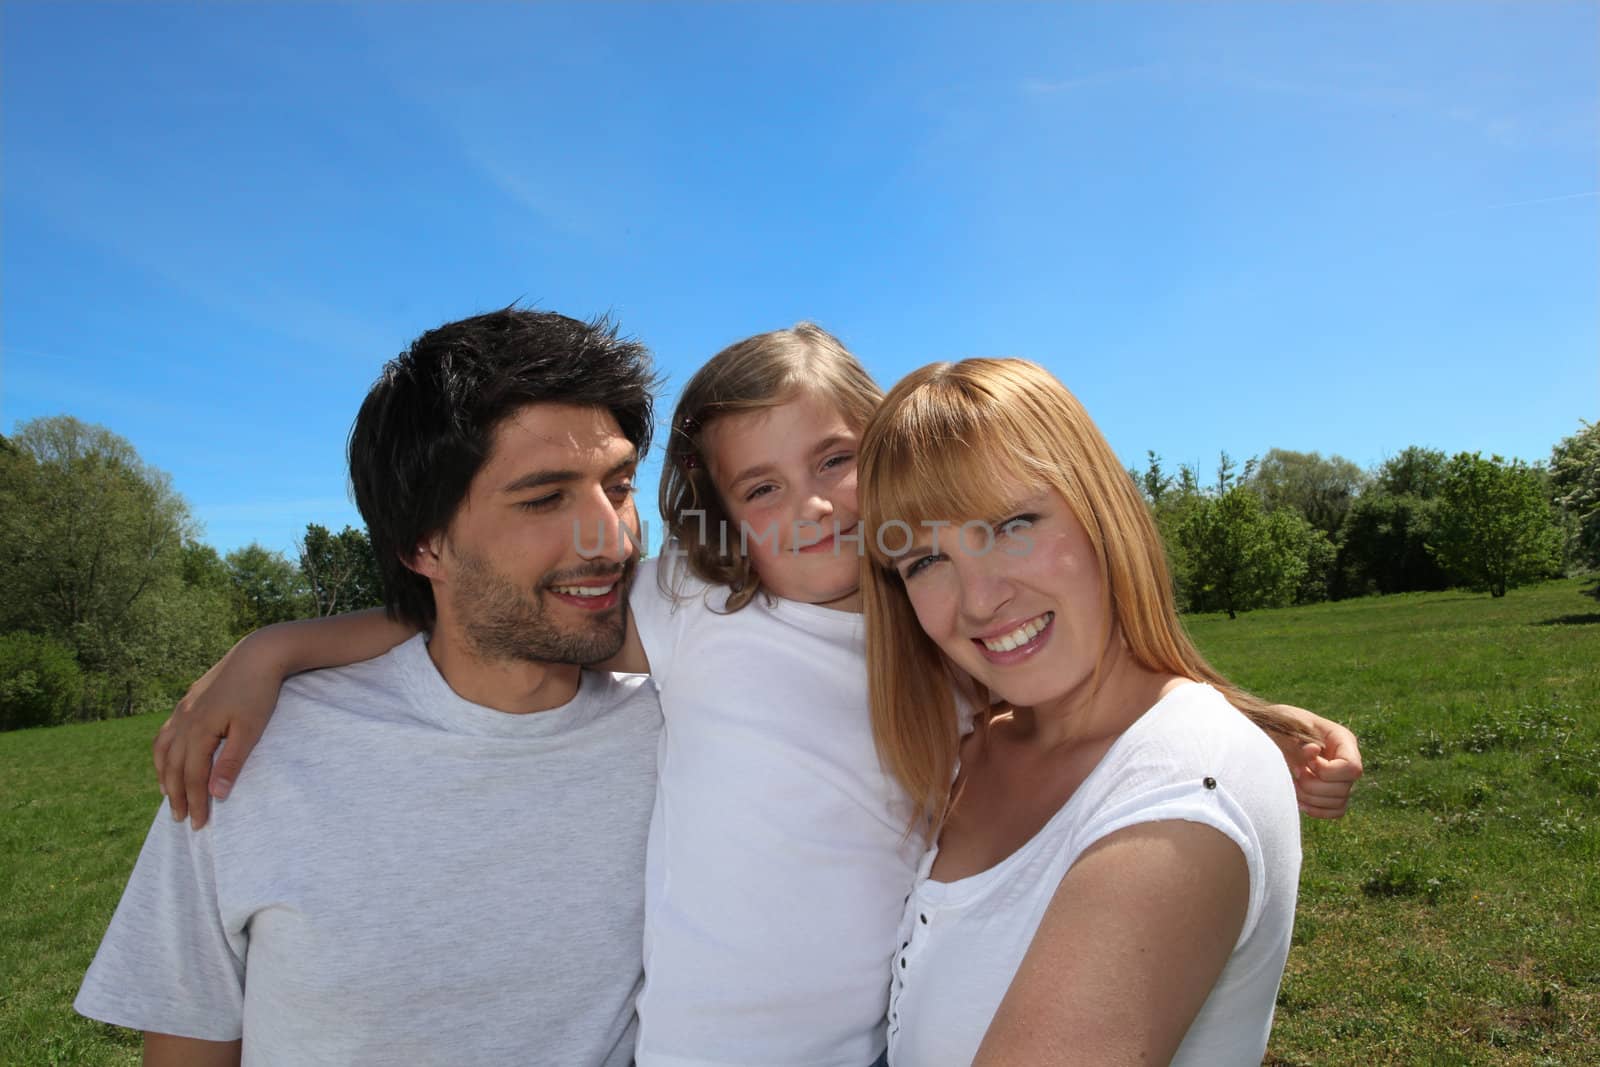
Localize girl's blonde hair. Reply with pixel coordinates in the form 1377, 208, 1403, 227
659, 323, 883, 612
859, 358, 1311, 830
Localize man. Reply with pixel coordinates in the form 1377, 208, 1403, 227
75, 308, 661, 1066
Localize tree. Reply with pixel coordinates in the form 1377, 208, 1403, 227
1550, 421, 1600, 572
0, 416, 233, 718
1247, 449, 1367, 539
226, 543, 311, 635
1336, 492, 1449, 596
0, 632, 83, 730
1177, 483, 1311, 619
1333, 447, 1451, 598
1430, 452, 1563, 597
182, 540, 232, 593
298, 524, 384, 616
1376, 446, 1448, 499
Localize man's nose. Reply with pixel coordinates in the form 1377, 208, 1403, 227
574, 494, 635, 564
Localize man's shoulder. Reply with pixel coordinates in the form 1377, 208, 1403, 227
577, 669, 662, 729
274, 639, 420, 728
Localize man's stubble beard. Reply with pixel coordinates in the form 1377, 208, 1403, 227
451, 550, 635, 667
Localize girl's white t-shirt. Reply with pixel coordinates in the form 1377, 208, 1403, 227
887, 682, 1302, 1067
628, 556, 924, 1067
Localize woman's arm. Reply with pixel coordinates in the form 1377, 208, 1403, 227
973, 820, 1249, 1066
153, 609, 418, 829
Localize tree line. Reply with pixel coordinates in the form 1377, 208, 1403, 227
0, 417, 384, 730
2, 414, 1596, 729
1137, 428, 1596, 618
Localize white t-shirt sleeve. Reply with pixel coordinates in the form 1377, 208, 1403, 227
1073, 777, 1269, 948
630, 554, 718, 691
75, 802, 246, 1040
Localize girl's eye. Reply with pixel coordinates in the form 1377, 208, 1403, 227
744, 484, 776, 503
821, 452, 855, 473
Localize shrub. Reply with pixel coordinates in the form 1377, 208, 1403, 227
0, 631, 84, 730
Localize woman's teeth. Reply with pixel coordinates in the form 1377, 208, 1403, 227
981, 612, 1053, 653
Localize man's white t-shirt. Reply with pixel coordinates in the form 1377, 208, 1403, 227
887, 682, 1302, 1066
76, 634, 661, 1066
628, 555, 924, 1067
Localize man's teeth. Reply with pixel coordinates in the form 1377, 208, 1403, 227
981, 613, 1052, 653
552, 583, 615, 598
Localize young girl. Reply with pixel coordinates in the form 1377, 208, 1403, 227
155, 325, 1361, 1066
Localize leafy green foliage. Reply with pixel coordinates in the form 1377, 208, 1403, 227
1176, 482, 1311, 618
1549, 420, 1600, 572
1247, 448, 1368, 539
0, 416, 234, 721
225, 543, 310, 635
298, 524, 383, 616
1430, 453, 1563, 597
0, 633, 84, 731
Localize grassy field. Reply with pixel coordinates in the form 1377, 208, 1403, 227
2, 579, 1596, 1065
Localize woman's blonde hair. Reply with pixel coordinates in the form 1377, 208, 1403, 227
659, 323, 883, 611
859, 358, 1311, 830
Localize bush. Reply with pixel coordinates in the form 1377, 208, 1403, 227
0, 631, 84, 730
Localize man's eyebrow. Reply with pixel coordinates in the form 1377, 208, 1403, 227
501, 449, 638, 495
604, 450, 640, 480
501, 469, 580, 494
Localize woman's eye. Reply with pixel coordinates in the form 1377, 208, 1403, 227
999, 513, 1039, 537
901, 552, 946, 580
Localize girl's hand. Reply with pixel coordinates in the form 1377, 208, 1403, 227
1273, 706, 1363, 819
153, 634, 286, 830
151, 609, 420, 829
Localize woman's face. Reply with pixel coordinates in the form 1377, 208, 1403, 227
892, 480, 1110, 713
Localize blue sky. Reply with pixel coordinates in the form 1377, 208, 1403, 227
4, 2, 1595, 556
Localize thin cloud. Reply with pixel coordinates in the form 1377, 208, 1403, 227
1482, 190, 1598, 210
1022, 65, 1163, 95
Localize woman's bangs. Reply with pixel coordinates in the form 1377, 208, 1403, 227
863, 408, 1043, 568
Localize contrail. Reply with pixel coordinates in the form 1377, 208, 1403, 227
1486, 190, 1598, 210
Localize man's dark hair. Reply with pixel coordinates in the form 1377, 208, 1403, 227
348, 307, 656, 628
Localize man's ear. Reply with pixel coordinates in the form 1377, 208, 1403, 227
405, 531, 447, 581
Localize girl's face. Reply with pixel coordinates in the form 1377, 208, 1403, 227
702, 390, 864, 611
892, 480, 1110, 714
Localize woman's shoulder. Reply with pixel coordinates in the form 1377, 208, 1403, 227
1079, 682, 1297, 833
1127, 682, 1286, 771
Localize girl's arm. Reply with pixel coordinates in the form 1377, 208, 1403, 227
153, 610, 417, 829
972, 820, 1249, 1065
1270, 705, 1364, 818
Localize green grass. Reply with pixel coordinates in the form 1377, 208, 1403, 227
1187, 579, 1600, 1065
2, 579, 1597, 1064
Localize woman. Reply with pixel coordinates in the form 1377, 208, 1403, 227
859, 358, 1305, 1065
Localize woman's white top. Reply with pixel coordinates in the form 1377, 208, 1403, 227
628, 556, 925, 1067
887, 682, 1302, 1067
